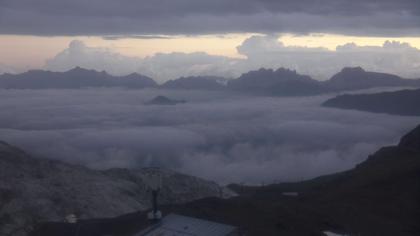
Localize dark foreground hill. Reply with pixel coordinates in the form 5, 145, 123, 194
323, 88, 420, 116
0, 67, 157, 89
0, 142, 233, 236
31, 125, 420, 236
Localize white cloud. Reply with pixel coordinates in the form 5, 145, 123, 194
45, 40, 141, 76
138, 52, 237, 81
237, 36, 420, 80
44, 37, 420, 83
237, 35, 328, 56
0, 63, 16, 74
0, 88, 417, 184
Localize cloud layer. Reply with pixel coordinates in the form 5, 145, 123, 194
0, 63, 16, 74
45, 37, 420, 82
0, 88, 417, 184
1, 0, 420, 36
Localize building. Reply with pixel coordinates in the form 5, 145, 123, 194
136, 214, 238, 236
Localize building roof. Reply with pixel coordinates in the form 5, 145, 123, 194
138, 214, 237, 236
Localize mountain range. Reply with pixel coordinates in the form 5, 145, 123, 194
1, 67, 420, 95
0, 67, 157, 89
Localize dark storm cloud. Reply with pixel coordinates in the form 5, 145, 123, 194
102, 35, 173, 40
1, 0, 420, 36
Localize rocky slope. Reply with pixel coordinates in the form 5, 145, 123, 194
31, 124, 420, 235
0, 141, 232, 236
222, 124, 420, 235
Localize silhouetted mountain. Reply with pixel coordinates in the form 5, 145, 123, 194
32, 125, 420, 236
323, 88, 420, 116
227, 68, 326, 96
3, 67, 420, 94
324, 67, 420, 91
226, 67, 420, 96
145, 95, 186, 105
0, 141, 233, 236
0, 67, 157, 89
161, 76, 226, 90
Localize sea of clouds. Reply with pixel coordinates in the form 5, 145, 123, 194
0, 88, 418, 184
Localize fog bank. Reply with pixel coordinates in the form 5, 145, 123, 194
0, 88, 417, 184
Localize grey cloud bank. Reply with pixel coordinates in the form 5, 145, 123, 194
0, 88, 417, 184
1, 0, 420, 36
44, 36, 420, 82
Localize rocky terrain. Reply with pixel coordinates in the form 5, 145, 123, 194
0, 141, 233, 236
323, 88, 420, 116
31, 124, 420, 236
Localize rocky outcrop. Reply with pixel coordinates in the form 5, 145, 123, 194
322, 88, 420, 116
144, 95, 186, 105
0, 141, 232, 236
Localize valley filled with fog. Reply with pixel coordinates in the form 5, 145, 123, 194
0, 88, 417, 184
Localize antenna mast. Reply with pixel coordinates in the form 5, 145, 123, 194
144, 171, 162, 222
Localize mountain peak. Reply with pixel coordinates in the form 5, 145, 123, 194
340, 67, 365, 74
398, 124, 420, 151
67, 66, 96, 74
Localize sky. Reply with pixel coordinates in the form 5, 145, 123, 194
1, 0, 420, 80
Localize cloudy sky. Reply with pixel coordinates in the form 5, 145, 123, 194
1, 0, 420, 80
1, 2, 420, 184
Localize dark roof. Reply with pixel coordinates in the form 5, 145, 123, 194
29, 211, 151, 236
